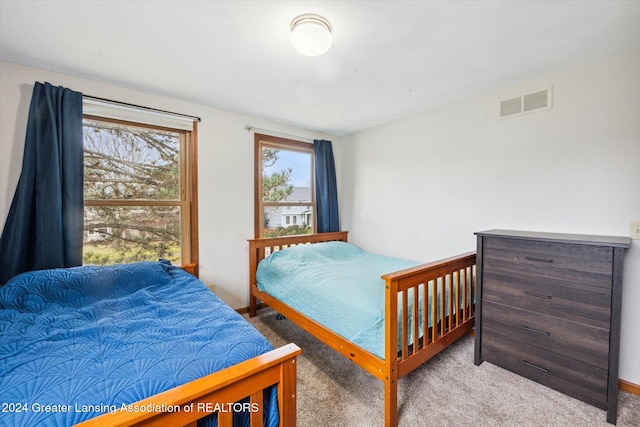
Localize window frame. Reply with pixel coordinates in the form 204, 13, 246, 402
254, 133, 314, 238
82, 114, 199, 274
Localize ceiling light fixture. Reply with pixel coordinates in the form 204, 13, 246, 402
290, 14, 333, 57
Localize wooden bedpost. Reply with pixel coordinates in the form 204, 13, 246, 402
384, 379, 398, 427
248, 240, 258, 317
384, 276, 400, 427
279, 353, 298, 426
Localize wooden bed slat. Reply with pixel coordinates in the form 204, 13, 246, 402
249, 390, 263, 426
412, 286, 419, 356
422, 283, 428, 349
218, 411, 233, 427
431, 281, 437, 343
440, 276, 446, 337
462, 268, 467, 322
448, 274, 454, 331
402, 290, 409, 358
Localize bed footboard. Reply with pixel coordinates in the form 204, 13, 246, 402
381, 251, 476, 426
382, 251, 476, 374
75, 343, 301, 427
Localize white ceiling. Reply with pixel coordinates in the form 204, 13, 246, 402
1, 1, 639, 136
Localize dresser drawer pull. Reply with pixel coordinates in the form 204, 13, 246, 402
525, 256, 554, 263
522, 325, 551, 336
521, 360, 549, 373
524, 291, 552, 300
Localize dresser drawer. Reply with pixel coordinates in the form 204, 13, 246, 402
482, 300, 609, 369
482, 269, 611, 329
482, 331, 607, 409
482, 237, 613, 289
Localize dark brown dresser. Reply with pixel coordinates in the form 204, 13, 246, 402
474, 229, 631, 424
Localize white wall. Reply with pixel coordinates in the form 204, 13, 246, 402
0, 60, 340, 310
340, 49, 640, 384
1, 50, 638, 385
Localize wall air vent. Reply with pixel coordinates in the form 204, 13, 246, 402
499, 86, 552, 119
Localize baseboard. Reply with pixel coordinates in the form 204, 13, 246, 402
619, 379, 640, 396
236, 302, 267, 315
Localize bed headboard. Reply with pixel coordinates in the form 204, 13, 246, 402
247, 231, 348, 316
248, 231, 348, 262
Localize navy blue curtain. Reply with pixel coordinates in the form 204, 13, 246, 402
314, 139, 339, 233
0, 82, 84, 285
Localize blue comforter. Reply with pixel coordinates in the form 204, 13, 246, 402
0, 261, 277, 427
256, 241, 422, 359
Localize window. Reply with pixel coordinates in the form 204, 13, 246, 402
83, 115, 198, 268
255, 133, 314, 238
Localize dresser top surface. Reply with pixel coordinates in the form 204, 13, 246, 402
475, 229, 631, 248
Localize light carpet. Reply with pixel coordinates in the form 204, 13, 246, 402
246, 308, 640, 427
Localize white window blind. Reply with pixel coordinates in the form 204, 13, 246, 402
83, 98, 197, 130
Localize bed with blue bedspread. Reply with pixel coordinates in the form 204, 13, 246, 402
0, 261, 300, 427
248, 231, 476, 427
256, 240, 421, 359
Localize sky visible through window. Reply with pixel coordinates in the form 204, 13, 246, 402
263, 149, 311, 187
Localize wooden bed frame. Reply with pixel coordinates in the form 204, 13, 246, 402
76, 343, 300, 427
248, 231, 476, 427
72, 263, 301, 427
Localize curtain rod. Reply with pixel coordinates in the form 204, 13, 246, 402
83, 95, 201, 122
244, 125, 314, 142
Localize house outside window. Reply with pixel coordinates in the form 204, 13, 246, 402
255, 133, 314, 238
82, 109, 198, 269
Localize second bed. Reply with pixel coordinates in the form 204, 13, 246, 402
248, 231, 476, 427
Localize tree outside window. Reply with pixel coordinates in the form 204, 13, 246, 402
83, 117, 196, 266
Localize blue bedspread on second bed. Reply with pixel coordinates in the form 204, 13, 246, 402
0, 261, 277, 427
256, 241, 422, 359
